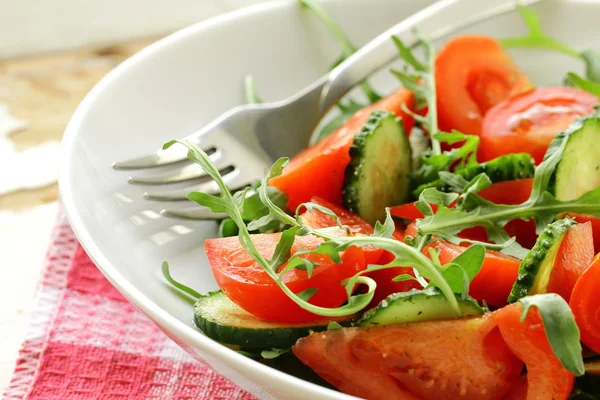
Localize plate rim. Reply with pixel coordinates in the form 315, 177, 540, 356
58, 0, 358, 398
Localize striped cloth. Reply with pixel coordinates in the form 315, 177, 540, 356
3, 211, 255, 400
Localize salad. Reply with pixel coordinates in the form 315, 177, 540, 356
162, 1, 600, 399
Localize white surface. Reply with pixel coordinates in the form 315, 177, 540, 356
0, 202, 59, 392
58, 0, 598, 398
0, 0, 280, 58
0, 104, 61, 196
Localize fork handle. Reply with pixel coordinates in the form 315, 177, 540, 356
318, 0, 545, 115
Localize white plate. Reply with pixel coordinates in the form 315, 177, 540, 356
59, 0, 600, 398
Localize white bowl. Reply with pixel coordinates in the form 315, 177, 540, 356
59, 0, 600, 398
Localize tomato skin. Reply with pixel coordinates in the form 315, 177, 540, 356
480, 87, 599, 164
547, 222, 594, 301
205, 234, 366, 323
570, 253, 600, 354
295, 314, 522, 400
436, 35, 533, 136
299, 196, 384, 265
493, 303, 575, 400
293, 329, 422, 400
427, 241, 520, 307
564, 213, 600, 254
269, 88, 415, 211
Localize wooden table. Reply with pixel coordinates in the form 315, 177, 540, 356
0, 38, 156, 210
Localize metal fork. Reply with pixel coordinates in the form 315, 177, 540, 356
113, 0, 543, 220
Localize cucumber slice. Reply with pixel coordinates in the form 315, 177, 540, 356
552, 110, 600, 200
358, 288, 485, 327
342, 111, 412, 224
413, 153, 535, 197
507, 218, 577, 303
194, 291, 346, 349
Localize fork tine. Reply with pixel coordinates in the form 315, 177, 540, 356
143, 169, 241, 201
128, 150, 230, 185
160, 207, 227, 220
113, 146, 216, 170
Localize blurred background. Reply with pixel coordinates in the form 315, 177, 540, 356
0, 0, 277, 391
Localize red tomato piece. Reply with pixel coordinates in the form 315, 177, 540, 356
570, 253, 600, 354
269, 88, 415, 211
565, 213, 600, 254
547, 222, 594, 301
480, 87, 599, 164
427, 241, 520, 307
294, 314, 522, 400
492, 303, 575, 400
299, 196, 383, 265
436, 35, 533, 136
205, 234, 366, 323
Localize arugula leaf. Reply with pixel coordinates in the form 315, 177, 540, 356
500, 4, 581, 58
390, 34, 440, 153
260, 348, 290, 359
327, 321, 343, 330
161, 262, 202, 300
244, 75, 263, 104
426, 244, 485, 298
392, 274, 419, 283
416, 115, 600, 257
167, 139, 466, 317
373, 209, 396, 238
501, 4, 600, 84
566, 73, 600, 97
520, 294, 584, 376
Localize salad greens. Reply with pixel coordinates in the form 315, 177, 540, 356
161, 2, 600, 380
502, 3, 600, 92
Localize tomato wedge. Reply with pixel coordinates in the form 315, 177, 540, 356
436, 35, 533, 136
294, 314, 522, 400
300, 196, 384, 265
427, 241, 520, 307
480, 87, 599, 164
564, 213, 600, 254
293, 329, 421, 400
492, 303, 575, 400
269, 88, 415, 211
205, 234, 366, 323
570, 253, 600, 354
547, 222, 594, 301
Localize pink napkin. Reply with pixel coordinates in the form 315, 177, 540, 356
3, 211, 256, 400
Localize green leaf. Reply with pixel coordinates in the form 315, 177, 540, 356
391, 35, 426, 72
451, 245, 485, 281
279, 257, 317, 279
244, 75, 263, 104
187, 192, 229, 213
373, 209, 396, 238
500, 4, 580, 58
520, 294, 585, 376
327, 321, 343, 330
566, 73, 600, 97
389, 33, 440, 154
582, 49, 600, 83
161, 262, 202, 299
296, 288, 319, 302
218, 218, 239, 238
392, 274, 419, 283
296, 202, 342, 228
260, 348, 290, 359
420, 188, 459, 206
269, 227, 301, 272
437, 262, 470, 296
